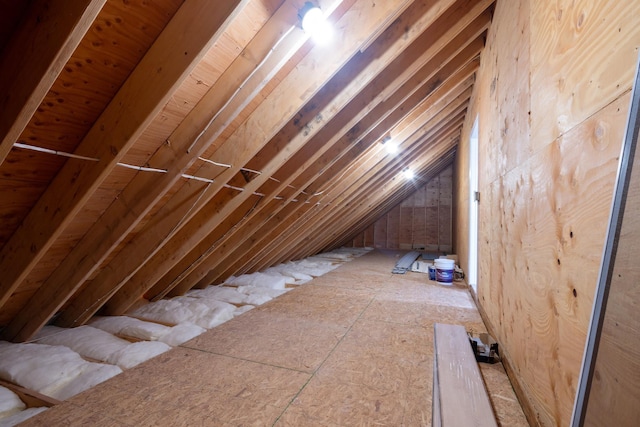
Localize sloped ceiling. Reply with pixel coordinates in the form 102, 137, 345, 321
0, 0, 494, 341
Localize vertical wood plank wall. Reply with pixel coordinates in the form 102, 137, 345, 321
454, 1, 640, 426
350, 165, 453, 251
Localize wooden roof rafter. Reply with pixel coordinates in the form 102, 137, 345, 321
0, 0, 248, 328
1, 0, 323, 343
0, 0, 497, 341
231, 97, 468, 275
0, 0, 107, 166
143, 11, 491, 300
52, 0, 426, 328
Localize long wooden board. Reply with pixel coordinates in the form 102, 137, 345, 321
433, 323, 497, 427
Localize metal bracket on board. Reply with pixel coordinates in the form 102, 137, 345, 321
469, 332, 500, 364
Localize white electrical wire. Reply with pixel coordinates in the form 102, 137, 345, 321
13, 142, 306, 203
181, 174, 214, 184
223, 184, 245, 192
198, 157, 232, 168
117, 162, 167, 173
241, 167, 262, 175
14, 142, 100, 162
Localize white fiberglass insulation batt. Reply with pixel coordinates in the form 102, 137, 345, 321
156, 323, 206, 347
289, 259, 340, 277
0, 247, 371, 407
225, 272, 287, 289
105, 341, 171, 369
188, 284, 290, 306
235, 285, 289, 305
131, 297, 236, 329
263, 265, 313, 284
88, 316, 206, 347
89, 316, 171, 341
0, 342, 122, 400
34, 326, 170, 369
0, 386, 25, 420
0, 407, 48, 427
232, 305, 254, 317
186, 286, 247, 305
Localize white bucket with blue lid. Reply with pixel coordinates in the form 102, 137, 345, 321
434, 258, 455, 285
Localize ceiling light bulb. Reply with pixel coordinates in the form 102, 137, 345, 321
402, 168, 414, 180
300, 3, 333, 45
384, 139, 399, 154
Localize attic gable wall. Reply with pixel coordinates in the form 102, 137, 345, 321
349, 164, 453, 251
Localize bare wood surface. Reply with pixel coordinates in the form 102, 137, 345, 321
89, 0, 447, 317
153, 13, 486, 297
15, 250, 527, 426
0, 0, 246, 312
2, 0, 308, 343
0, 379, 62, 408
433, 323, 498, 427
0, 0, 106, 165
453, 0, 640, 425
583, 88, 640, 426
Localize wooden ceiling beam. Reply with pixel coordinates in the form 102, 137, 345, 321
186, 2, 490, 278
287, 128, 461, 262
238, 89, 471, 273
310, 130, 460, 253
148, 10, 487, 298
332, 150, 457, 250
166, 64, 477, 296
0, 0, 247, 317
0, 0, 106, 166
338, 151, 456, 248
208, 67, 474, 281
100, 0, 435, 316
237, 107, 466, 274
226, 2, 490, 270
55, 0, 421, 324
2, 0, 311, 342
255, 138, 459, 270
267, 109, 466, 263
284, 116, 463, 258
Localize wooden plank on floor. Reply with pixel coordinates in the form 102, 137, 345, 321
433, 323, 497, 427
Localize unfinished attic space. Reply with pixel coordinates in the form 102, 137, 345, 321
1, 0, 639, 425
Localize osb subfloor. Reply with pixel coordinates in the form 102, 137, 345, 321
22, 250, 529, 426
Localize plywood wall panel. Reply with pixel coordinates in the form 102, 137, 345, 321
531, 0, 640, 151
455, 0, 640, 425
582, 93, 640, 427
350, 166, 453, 251
352, 232, 365, 248
399, 202, 414, 250
386, 207, 400, 249
425, 176, 440, 250
412, 206, 427, 249
485, 0, 531, 183
374, 216, 388, 249
364, 224, 375, 248
438, 168, 453, 252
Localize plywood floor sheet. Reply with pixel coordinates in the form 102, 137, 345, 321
21, 250, 528, 426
